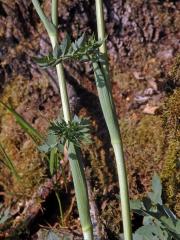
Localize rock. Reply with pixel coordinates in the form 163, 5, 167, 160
157, 49, 174, 60
147, 78, 158, 91
36, 229, 74, 240
143, 104, 159, 114
133, 71, 145, 80
144, 87, 155, 96
134, 95, 150, 105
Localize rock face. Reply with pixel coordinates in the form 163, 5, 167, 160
0, 1, 179, 239
0, 0, 179, 84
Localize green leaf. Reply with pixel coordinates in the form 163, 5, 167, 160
143, 216, 154, 226
163, 205, 177, 221
60, 34, 71, 56
148, 173, 162, 204
130, 200, 142, 210
49, 147, 58, 176
38, 143, 50, 153
38, 131, 58, 153
133, 233, 145, 240
130, 200, 148, 216
0, 142, 20, 179
46, 131, 58, 146
72, 42, 78, 51
33, 55, 56, 68
34, 33, 105, 68
79, 54, 89, 62
0, 101, 43, 143
46, 230, 61, 240
49, 116, 91, 147
142, 197, 152, 211
135, 225, 167, 240
53, 44, 62, 58
0, 206, 12, 225
131, 173, 180, 240
76, 32, 86, 48
175, 220, 180, 233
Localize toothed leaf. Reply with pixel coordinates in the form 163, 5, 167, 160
60, 34, 71, 56
53, 44, 62, 58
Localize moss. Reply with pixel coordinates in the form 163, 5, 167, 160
169, 54, 180, 87
120, 89, 180, 216
0, 76, 28, 108
0, 112, 45, 203
120, 115, 164, 198
112, 69, 145, 94
0, 74, 50, 205
161, 89, 180, 215
100, 199, 121, 239
161, 141, 179, 202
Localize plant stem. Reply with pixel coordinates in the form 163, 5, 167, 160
95, 1, 132, 240
51, 0, 58, 28
32, 1, 93, 238
32, 0, 56, 39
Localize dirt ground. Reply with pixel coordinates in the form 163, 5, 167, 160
0, 0, 179, 239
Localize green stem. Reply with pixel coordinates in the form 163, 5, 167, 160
50, 0, 71, 122
32, 1, 93, 238
95, 1, 132, 240
32, 0, 56, 39
68, 143, 93, 240
51, 0, 58, 27
49, 147, 64, 224
55, 191, 64, 225
95, 0, 106, 55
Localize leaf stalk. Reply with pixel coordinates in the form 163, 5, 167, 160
32, 1, 93, 239
95, 1, 133, 240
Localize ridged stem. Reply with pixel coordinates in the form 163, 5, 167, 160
32, 1, 93, 239
95, 1, 132, 240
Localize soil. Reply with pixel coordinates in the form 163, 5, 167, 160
0, 0, 179, 239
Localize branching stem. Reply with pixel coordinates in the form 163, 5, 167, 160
32, 1, 93, 239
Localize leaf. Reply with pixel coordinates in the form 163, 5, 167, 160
53, 44, 62, 58
0, 206, 12, 224
0, 142, 20, 179
57, 143, 64, 153
79, 54, 89, 62
33, 33, 105, 68
49, 116, 91, 147
38, 143, 50, 153
49, 147, 58, 176
38, 131, 58, 153
131, 173, 180, 240
46, 131, 58, 146
60, 34, 71, 56
33, 55, 56, 68
163, 205, 177, 221
130, 200, 142, 210
46, 230, 60, 240
76, 32, 86, 48
72, 42, 78, 51
143, 216, 154, 226
148, 173, 162, 204
142, 197, 152, 211
130, 200, 149, 216
141, 204, 180, 238
0, 101, 43, 143
157, 214, 180, 237
135, 225, 167, 240
176, 220, 180, 233
133, 233, 145, 240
